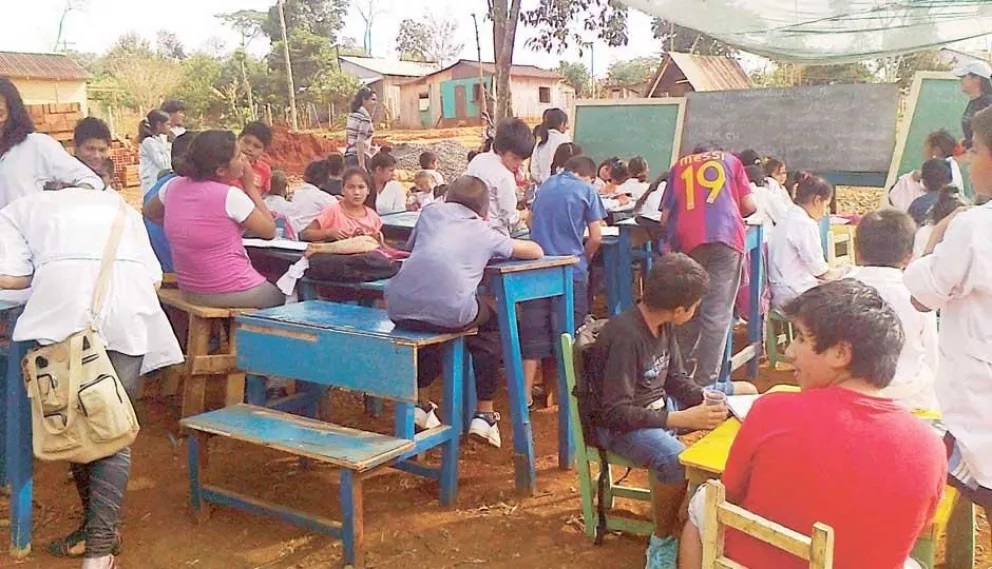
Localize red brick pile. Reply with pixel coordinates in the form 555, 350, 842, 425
28, 103, 82, 149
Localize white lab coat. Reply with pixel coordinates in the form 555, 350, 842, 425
904, 201, 992, 487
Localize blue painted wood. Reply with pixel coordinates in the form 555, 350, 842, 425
555, 276, 576, 469
393, 460, 441, 480
188, 434, 204, 514
236, 317, 420, 402
181, 404, 414, 471
202, 484, 343, 538
497, 269, 573, 305
5, 339, 31, 556
747, 224, 765, 379
600, 236, 623, 316
339, 469, 359, 566
245, 374, 266, 406
394, 402, 415, 440
439, 338, 464, 506
486, 255, 578, 274
462, 357, 477, 435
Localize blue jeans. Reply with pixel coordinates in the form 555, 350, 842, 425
519, 274, 589, 360
596, 426, 686, 484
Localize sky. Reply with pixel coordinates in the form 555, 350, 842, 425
1, 0, 663, 76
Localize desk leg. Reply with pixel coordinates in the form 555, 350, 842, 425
601, 241, 621, 317
747, 229, 764, 380
554, 271, 575, 470
617, 230, 635, 313
492, 275, 536, 496
6, 340, 31, 557
439, 338, 464, 507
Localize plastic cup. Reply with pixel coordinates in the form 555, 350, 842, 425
703, 388, 728, 407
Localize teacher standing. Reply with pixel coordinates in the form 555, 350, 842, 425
955, 61, 992, 150
344, 87, 378, 170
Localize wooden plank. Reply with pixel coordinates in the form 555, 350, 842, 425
181, 404, 414, 471
201, 484, 343, 536
181, 316, 211, 418
157, 288, 237, 319
485, 255, 579, 274
718, 502, 814, 560
189, 354, 237, 375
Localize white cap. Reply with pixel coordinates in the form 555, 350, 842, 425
953, 60, 992, 79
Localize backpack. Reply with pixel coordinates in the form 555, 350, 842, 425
307, 250, 400, 282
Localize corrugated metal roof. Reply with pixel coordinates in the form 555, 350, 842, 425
666, 52, 751, 92
406, 59, 562, 84
0, 51, 90, 82
339, 56, 439, 78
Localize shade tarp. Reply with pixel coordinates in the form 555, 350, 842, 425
618, 0, 992, 64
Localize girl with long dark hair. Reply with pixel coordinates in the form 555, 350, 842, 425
137, 110, 171, 191
344, 87, 378, 169
529, 107, 569, 185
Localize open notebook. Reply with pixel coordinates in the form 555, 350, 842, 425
727, 394, 761, 421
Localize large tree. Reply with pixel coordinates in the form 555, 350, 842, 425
217, 9, 267, 50
521, 0, 628, 54
605, 56, 656, 89
394, 16, 464, 64
261, 0, 348, 42
557, 61, 591, 97
491, 0, 523, 119
650, 18, 736, 57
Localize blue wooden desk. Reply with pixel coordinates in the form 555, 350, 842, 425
600, 218, 651, 317
0, 301, 31, 557
485, 256, 579, 495
721, 222, 765, 382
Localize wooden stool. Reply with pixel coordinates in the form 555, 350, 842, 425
765, 309, 794, 370
157, 288, 247, 417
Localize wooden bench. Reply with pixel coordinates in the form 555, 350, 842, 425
913, 485, 975, 569
181, 301, 471, 567
157, 288, 248, 417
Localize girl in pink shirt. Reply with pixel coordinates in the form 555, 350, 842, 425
143, 130, 283, 309
302, 168, 384, 242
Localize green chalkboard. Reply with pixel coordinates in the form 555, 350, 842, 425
887, 72, 972, 198
572, 99, 686, 176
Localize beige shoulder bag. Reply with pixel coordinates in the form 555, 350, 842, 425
21, 200, 140, 463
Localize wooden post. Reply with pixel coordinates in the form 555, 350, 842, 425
277, 0, 299, 131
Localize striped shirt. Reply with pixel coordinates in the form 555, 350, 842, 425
345, 107, 374, 158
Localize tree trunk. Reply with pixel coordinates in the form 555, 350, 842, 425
240, 55, 257, 121
490, 0, 521, 119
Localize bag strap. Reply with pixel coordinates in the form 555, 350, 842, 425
89, 199, 129, 328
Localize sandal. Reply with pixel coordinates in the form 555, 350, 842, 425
46, 529, 122, 558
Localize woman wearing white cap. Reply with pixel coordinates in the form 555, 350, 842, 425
954, 60, 992, 150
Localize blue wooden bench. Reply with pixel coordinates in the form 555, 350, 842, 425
0, 302, 31, 557
181, 301, 470, 567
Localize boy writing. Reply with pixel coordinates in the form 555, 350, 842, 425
522, 156, 606, 407
679, 280, 946, 569
849, 209, 938, 411
235, 121, 274, 196
905, 105, 992, 518
466, 118, 534, 235
588, 253, 755, 569
660, 145, 757, 387
385, 176, 543, 447
73, 117, 113, 187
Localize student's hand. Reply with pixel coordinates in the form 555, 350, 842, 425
239, 155, 257, 193
667, 403, 727, 431
326, 228, 352, 241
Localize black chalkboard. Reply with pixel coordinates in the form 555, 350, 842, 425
681, 83, 900, 176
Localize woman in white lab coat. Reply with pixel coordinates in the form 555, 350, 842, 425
137, 109, 172, 192
905, 106, 992, 513
0, 187, 182, 569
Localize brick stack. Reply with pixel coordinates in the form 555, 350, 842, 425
27, 103, 83, 150
109, 142, 140, 189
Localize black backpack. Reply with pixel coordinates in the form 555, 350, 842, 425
307, 251, 400, 282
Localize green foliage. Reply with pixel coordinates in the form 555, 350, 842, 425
521, 0, 628, 54
261, 0, 348, 42
557, 61, 591, 97
605, 56, 657, 89
267, 28, 338, 106
650, 18, 736, 57
394, 16, 464, 64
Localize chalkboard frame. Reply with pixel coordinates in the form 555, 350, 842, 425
571, 97, 687, 169
885, 71, 958, 189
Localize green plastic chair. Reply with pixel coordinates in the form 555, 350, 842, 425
765, 308, 794, 369
561, 333, 655, 539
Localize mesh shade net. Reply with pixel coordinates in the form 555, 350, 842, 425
618, 0, 992, 63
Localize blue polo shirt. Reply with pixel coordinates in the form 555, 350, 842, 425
530, 172, 607, 276
385, 202, 514, 329
142, 173, 175, 273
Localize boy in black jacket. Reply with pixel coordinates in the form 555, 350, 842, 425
588, 253, 756, 569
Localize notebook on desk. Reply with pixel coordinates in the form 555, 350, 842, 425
727, 394, 761, 421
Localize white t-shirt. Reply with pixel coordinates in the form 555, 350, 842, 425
264, 194, 294, 217
0, 188, 183, 374
615, 178, 650, 201
424, 169, 444, 188
762, 178, 794, 225
466, 151, 520, 235
288, 184, 335, 234
847, 266, 939, 411
768, 205, 829, 308
376, 180, 407, 215
139, 134, 172, 191
912, 225, 934, 261
0, 133, 105, 209
159, 179, 255, 223
638, 182, 666, 216
904, 201, 992, 486
529, 129, 570, 185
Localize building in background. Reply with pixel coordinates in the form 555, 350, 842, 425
339, 56, 439, 125
643, 52, 751, 98
0, 51, 90, 114
398, 60, 574, 129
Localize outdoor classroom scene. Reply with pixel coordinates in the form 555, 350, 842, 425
2, 0, 992, 568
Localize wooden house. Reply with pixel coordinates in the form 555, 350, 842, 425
644, 52, 751, 97
339, 56, 439, 125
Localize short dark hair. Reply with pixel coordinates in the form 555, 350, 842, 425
972, 105, 992, 151
419, 151, 437, 169
738, 149, 761, 167
628, 156, 649, 182
161, 99, 186, 114
925, 129, 957, 158
763, 157, 785, 178
0, 77, 34, 156
920, 158, 951, 193
270, 170, 288, 196
177, 130, 238, 181
445, 175, 489, 217
170, 131, 197, 172
783, 279, 903, 388
744, 165, 765, 186
641, 253, 710, 311
304, 159, 330, 186
795, 174, 833, 204
369, 150, 396, 171
467, 150, 479, 162
609, 158, 630, 184
492, 118, 535, 160
73, 117, 111, 147
239, 121, 273, 148
856, 209, 916, 267
564, 156, 596, 178
326, 152, 344, 176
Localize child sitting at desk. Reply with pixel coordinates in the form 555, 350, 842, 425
386, 176, 543, 447
768, 174, 848, 309
585, 254, 755, 569
614, 156, 650, 201
408, 170, 436, 210
679, 280, 946, 569
301, 168, 383, 242
233, 121, 274, 196
289, 159, 337, 235
466, 117, 535, 235
848, 210, 938, 411
907, 158, 952, 226
523, 155, 606, 408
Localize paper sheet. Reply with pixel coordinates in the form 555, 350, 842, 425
243, 238, 308, 251
276, 257, 310, 296
727, 394, 761, 421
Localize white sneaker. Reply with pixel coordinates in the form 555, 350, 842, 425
468, 412, 502, 448
414, 402, 441, 430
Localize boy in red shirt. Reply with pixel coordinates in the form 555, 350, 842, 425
679, 280, 947, 569
660, 145, 757, 387
234, 121, 274, 196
